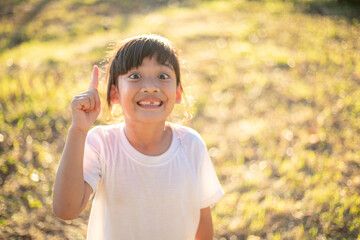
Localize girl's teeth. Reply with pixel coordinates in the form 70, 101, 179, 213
139, 101, 161, 106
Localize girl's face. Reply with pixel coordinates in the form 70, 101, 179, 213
111, 57, 181, 124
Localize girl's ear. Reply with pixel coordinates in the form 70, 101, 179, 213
110, 84, 121, 104
176, 85, 182, 104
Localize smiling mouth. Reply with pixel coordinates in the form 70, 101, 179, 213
137, 100, 163, 107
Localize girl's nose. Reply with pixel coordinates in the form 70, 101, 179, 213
141, 78, 160, 93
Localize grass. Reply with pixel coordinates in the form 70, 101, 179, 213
1, 0, 360, 239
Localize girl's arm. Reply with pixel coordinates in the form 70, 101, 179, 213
53, 66, 100, 220
52, 128, 93, 220
195, 207, 214, 240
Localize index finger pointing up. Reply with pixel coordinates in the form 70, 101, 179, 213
89, 65, 99, 89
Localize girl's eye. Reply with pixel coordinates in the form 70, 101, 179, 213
159, 74, 170, 80
129, 73, 141, 79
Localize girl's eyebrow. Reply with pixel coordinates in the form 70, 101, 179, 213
133, 63, 173, 71
162, 63, 174, 71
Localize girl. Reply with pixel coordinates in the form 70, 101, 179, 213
53, 34, 224, 240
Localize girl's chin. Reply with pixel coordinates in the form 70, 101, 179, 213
124, 114, 169, 123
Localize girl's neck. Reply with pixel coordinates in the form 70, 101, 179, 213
123, 121, 172, 156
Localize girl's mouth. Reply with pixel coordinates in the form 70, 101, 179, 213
137, 100, 163, 107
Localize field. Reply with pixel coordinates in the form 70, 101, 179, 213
1, 0, 360, 239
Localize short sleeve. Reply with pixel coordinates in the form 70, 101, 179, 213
83, 127, 103, 193
199, 144, 224, 208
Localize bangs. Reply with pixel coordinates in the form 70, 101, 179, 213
112, 35, 179, 79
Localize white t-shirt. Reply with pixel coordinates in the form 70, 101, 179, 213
83, 123, 224, 240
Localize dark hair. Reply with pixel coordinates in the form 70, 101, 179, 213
105, 34, 182, 109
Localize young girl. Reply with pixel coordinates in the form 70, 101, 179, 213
53, 34, 224, 240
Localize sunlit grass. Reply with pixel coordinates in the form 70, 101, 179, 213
1, 0, 360, 239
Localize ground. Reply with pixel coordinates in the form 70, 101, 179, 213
0, 0, 360, 239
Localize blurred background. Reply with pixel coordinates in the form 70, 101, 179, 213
1, 0, 360, 239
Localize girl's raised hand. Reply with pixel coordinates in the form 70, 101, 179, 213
70, 65, 101, 133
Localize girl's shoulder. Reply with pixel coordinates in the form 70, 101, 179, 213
87, 123, 123, 141
169, 123, 206, 147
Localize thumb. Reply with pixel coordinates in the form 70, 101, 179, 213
88, 65, 99, 89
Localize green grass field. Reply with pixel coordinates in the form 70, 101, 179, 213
1, 0, 360, 239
